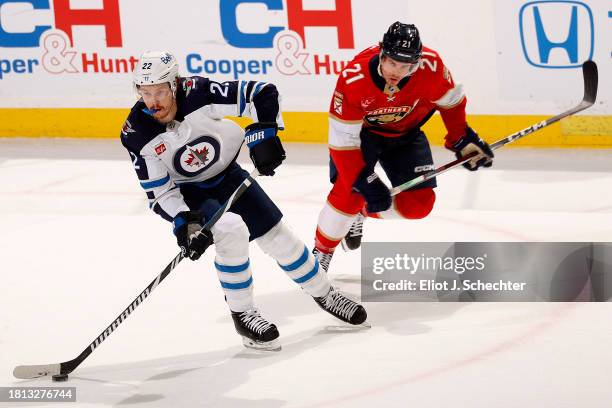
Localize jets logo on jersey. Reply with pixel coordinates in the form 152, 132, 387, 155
173, 136, 221, 177
364, 101, 420, 126
185, 146, 209, 167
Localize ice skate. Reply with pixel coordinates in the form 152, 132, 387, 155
313, 287, 370, 330
231, 308, 281, 351
341, 213, 365, 251
312, 247, 334, 273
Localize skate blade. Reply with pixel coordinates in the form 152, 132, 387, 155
241, 337, 282, 352
324, 321, 371, 331
340, 239, 349, 252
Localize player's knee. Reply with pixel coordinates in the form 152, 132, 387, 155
212, 212, 249, 251
256, 221, 301, 258
395, 188, 436, 219
328, 188, 364, 215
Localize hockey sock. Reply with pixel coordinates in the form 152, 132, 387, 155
215, 256, 254, 312
257, 222, 330, 298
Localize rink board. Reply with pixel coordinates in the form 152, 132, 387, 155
1, 1, 610, 148
0, 109, 610, 148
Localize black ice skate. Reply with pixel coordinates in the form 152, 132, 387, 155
312, 247, 334, 273
314, 287, 368, 327
231, 308, 281, 351
341, 213, 365, 251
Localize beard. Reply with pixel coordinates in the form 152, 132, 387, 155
152, 102, 176, 124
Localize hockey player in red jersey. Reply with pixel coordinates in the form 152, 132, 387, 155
313, 22, 494, 271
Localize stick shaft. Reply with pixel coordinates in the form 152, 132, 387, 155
391, 61, 597, 196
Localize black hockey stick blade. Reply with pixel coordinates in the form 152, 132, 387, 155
581, 60, 598, 105
490, 59, 598, 149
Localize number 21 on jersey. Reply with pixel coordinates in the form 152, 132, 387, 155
342, 64, 364, 85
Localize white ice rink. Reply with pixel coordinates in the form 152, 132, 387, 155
1, 139, 612, 407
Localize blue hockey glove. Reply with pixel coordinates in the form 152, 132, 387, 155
353, 169, 391, 213
449, 127, 494, 171
244, 122, 286, 176
173, 211, 213, 261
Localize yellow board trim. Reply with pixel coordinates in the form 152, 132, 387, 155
0, 109, 610, 147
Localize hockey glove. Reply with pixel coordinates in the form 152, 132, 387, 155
173, 211, 214, 261
245, 122, 286, 176
448, 127, 494, 171
353, 169, 392, 213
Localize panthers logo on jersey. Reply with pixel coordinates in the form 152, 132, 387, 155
173, 135, 221, 178
364, 100, 420, 126
364, 106, 408, 125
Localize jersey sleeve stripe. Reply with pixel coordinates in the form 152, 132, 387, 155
238, 80, 247, 116
140, 174, 170, 190
328, 113, 362, 124
329, 145, 361, 151
434, 84, 465, 109
245, 81, 255, 102
329, 115, 362, 148
253, 82, 265, 97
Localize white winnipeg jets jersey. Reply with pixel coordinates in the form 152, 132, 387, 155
120, 76, 284, 222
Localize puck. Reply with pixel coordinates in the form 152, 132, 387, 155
52, 374, 68, 382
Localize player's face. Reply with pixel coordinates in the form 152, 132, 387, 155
380, 56, 419, 85
138, 83, 177, 124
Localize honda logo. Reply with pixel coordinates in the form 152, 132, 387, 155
519, 1, 594, 68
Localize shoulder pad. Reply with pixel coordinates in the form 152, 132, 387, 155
420, 46, 443, 64
177, 76, 212, 116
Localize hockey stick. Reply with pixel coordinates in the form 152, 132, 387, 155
390, 60, 598, 196
13, 168, 260, 380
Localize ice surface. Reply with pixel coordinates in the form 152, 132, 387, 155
1, 140, 611, 407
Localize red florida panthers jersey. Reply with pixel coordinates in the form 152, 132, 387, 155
328, 45, 467, 148
326, 45, 468, 194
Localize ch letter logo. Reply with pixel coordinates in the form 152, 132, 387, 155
519, 1, 594, 69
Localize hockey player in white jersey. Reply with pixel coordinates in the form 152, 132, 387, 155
120, 51, 368, 351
